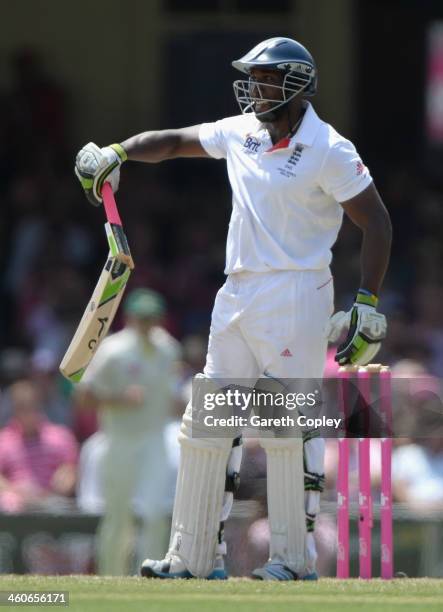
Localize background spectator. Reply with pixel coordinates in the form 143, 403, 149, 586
0, 380, 78, 513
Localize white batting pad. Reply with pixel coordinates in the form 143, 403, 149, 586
261, 438, 306, 574
168, 401, 232, 577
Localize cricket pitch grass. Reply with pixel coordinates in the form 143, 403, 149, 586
0, 576, 442, 611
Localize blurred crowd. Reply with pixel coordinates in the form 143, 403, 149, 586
1, 49, 443, 576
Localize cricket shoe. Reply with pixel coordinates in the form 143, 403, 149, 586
252, 562, 318, 581
140, 555, 228, 580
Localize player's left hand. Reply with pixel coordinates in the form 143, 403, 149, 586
75, 142, 127, 206
327, 289, 387, 366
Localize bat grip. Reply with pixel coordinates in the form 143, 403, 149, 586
102, 182, 122, 225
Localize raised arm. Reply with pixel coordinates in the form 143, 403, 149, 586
75, 125, 209, 206
121, 125, 209, 162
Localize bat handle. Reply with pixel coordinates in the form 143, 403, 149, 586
102, 182, 122, 225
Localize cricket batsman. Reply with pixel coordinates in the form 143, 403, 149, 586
74, 37, 392, 580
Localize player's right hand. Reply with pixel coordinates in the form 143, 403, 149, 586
75, 142, 127, 206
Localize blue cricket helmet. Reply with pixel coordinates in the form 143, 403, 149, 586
232, 37, 317, 120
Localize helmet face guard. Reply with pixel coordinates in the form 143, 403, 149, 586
233, 64, 315, 120
232, 37, 317, 121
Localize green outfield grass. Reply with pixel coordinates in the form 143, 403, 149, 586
0, 576, 442, 612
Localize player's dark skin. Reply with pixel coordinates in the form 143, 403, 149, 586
248, 67, 305, 144
121, 67, 391, 297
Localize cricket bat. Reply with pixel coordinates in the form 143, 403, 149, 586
59, 182, 134, 383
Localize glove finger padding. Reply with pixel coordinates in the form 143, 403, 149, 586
74, 164, 98, 207
75, 142, 126, 206
335, 306, 386, 366
75, 142, 103, 176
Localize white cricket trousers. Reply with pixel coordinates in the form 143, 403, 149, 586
168, 268, 333, 576
204, 268, 334, 381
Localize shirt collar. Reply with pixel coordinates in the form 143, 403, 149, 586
264, 101, 322, 152
293, 101, 322, 147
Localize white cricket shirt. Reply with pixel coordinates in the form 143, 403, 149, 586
199, 102, 372, 274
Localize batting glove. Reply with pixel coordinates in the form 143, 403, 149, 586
327, 289, 387, 366
75, 142, 127, 206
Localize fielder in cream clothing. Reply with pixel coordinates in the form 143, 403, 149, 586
75, 37, 392, 580
78, 289, 180, 576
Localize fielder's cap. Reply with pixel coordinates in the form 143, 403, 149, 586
123, 288, 166, 319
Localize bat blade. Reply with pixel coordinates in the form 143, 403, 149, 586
60, 183, 133, 383
60, 256, 130, 382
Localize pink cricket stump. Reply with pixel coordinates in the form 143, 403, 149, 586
337, 438, 350, 577
358, 367, 373, 579
336, 368, 351, 578
380, 367, 393, 579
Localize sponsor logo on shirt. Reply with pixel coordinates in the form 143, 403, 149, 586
242, 133, 262, 154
